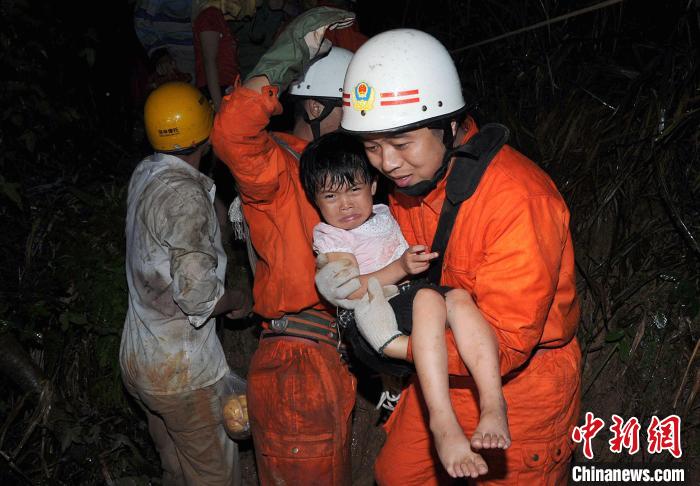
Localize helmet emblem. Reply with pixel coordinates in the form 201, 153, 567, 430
352, 81, 375, 111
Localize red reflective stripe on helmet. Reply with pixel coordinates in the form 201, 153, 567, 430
380, 89, 420, 98
380, 98, 420, 106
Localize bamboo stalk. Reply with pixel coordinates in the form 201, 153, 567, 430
673, 338, 700, 409
451, 0, 626, 53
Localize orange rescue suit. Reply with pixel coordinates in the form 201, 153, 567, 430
212, 84, 356, 486
375, 119, 582, 485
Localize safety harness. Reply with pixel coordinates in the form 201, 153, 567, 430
262, 309, 340, 347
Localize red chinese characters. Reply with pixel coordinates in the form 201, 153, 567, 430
608, 414, 641, 455
572, 412, 606, 460
572, 413, 683, 459
647, 415, 682, 458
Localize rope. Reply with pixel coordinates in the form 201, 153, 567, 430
451, 0, 626, 54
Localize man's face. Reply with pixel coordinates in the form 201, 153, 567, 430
360, 128, 446, 188
314, 176, 377, 231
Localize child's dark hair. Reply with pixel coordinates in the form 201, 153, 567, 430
300, 132, 376, 202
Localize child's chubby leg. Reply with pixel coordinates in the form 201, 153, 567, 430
411, 288, 488, 479
445, 289, 511, 450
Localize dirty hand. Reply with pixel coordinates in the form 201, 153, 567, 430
337, 278, 403, 355
245, 6, 355, 89
225, 288, 253, 320
315, 253, 361, 307
399, 245, 439, 276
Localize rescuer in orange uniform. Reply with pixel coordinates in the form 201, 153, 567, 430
327, 29, 582, 484
210, 7, 361, 485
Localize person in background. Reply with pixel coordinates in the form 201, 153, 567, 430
211, 7, 359, 484
120, 82, 251, 486
134, 0, 197, 83
229, 0, 298, 79
192, 1, 248, 111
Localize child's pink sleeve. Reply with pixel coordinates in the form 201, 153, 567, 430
313, 223, 354, 255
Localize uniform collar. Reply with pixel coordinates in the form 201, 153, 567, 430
150, 152, 215, 192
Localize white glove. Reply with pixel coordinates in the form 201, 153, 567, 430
337, 278, 403, 355
315, 253, 361, 307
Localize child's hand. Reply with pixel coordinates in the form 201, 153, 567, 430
400, 245, 439, 275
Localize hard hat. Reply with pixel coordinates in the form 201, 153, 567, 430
289, 46, 353, 101
144, 82, 214, 152
341, 29, 465, 134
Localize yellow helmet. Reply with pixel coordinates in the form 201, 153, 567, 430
144, 82, 214, 152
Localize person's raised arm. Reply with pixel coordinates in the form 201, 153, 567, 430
200, 30, 223, 110
212, 7, 356, 203
242, 7, 355, 91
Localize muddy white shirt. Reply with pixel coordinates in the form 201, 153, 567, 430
120, 153, 228, 395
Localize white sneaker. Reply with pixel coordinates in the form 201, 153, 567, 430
375, 390, 401, 411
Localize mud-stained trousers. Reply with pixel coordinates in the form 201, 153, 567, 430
247, 336, 357, 486
375, 338, 582, 485
125, 376, 240, 486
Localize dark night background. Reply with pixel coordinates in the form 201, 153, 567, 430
1, 0, 698, 484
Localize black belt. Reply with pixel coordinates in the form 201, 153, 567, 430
261, 309, 339, 347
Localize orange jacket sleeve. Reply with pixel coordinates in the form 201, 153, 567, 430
473, 194, 570, 375
211, 85, 287, 204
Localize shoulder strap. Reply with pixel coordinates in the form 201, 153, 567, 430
427, 123, 510, 284
271, 133, 301, 160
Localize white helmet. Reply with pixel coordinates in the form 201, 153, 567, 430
289, 46, 353, 100
341, 29, 465, 134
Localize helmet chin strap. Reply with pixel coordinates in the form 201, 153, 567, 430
303, 101, 336, 140
396, 158, 449, 196
395, 120, 456, 197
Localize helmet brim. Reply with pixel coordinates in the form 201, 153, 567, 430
340, 106, 467, 136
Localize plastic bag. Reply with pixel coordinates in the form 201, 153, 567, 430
220, 369, 250, 440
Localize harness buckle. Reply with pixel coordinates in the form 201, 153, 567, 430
270, 316, 289, 332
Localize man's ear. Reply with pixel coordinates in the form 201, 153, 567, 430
451, 120, 458, 137
305, 99, 324, 120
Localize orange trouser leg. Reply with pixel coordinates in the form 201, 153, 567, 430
376, 338, 581, 485
247, 337, 356, 486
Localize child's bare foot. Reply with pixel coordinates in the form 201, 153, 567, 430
471, 397, 511, 450
431, 418, 489, 478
